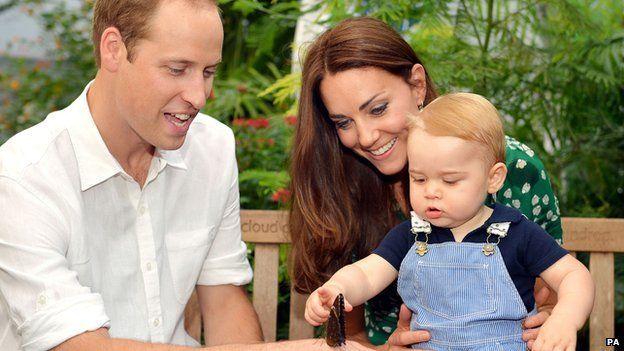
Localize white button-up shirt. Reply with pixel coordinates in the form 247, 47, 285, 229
0, 84, 253, 351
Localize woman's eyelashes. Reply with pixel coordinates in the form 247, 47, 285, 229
370, 102, 388, 116
335, 119, 351, 130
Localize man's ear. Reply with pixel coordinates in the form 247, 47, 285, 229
487, 162, 507, 194
99, 27, 127, 72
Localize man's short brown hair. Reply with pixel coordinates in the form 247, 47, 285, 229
92, 0, 215, 67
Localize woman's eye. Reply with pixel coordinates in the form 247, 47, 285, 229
335, 119, 351, 130
371, 103, 388, 115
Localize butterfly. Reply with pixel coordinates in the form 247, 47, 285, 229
325, 293, 346, 347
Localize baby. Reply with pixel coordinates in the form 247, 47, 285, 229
305, 93, 594, 351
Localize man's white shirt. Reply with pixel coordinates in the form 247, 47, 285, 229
0, 83, 253, 351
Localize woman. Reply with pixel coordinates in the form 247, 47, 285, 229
289, 17, 562, 349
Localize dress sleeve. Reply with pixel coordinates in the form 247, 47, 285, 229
494, 136, 563, 244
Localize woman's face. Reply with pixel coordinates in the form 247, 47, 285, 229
319, 66, 426, 176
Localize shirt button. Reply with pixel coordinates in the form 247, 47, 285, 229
146, 262, 153, 271
138, 205, 146, 216
37, 294, 47, 306
153, 317, 160, 327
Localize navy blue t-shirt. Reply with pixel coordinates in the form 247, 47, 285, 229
373, 204, 568, 312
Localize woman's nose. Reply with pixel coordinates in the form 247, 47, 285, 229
356, 121, 379, 150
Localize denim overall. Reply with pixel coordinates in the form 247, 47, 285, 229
397, 214, 530, 350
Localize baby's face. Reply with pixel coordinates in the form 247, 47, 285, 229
407, 129, 494, 228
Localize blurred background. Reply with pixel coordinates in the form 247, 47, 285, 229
0, 0, 622, 346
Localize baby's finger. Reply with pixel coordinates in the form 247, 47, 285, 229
317, 287, 333, 305
344, 298, 353, 312
304, 309, 321, 326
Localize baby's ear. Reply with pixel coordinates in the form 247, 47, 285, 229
487, 162, 507, 194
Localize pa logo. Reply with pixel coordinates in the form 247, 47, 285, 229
606, 337, 620, 346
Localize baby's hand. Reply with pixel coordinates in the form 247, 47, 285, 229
304, 285, 353, 326
531, 314, 577, 351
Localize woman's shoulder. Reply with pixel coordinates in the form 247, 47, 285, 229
504, 136, 547, 171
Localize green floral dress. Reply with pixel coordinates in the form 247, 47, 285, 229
363, 136, 563, 345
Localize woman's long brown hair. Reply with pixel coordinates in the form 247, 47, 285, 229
289, 17, 438, 293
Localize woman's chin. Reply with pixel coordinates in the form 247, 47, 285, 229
373, 159, 405, 177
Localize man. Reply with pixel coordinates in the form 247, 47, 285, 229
0, 1, 422, 350
0, 0, 266, 350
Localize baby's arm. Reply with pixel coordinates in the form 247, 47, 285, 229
533, 254, 595, 351
304, 254, 398, 326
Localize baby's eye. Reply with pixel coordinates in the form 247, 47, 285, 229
443, 179, 459, 185
411, 177, 426, 183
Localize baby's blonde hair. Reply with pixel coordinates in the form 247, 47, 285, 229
407, 92, 506, 165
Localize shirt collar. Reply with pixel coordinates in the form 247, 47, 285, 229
484, 203, 524, 225
66, 82, 124, 191
156, 149, 188, 170
66, 82, 188, 191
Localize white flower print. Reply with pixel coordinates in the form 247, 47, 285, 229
546, 210, 553, 220
512, 199, 521, 208
382, 326, 393, 333
532, 195, 539, 206
525, 148, 535, 157
533, 205, 542, 216
516, 159, 527, 169
552, 215, 559, 221
541, 170, 546, 180
504, 188, 513, 198
542, 195, 550, 205
522, 183, 531, 194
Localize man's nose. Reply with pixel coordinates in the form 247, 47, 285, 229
181, 74, 209, 110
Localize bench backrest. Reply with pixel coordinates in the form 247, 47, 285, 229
185, 211, 624, 350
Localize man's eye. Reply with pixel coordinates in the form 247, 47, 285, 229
168, 67, 185, 75
371, 103, 388, 115
204, 70, 217, 78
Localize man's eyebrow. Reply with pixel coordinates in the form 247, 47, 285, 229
359, 93, 382, 111
165, 59, 222, 68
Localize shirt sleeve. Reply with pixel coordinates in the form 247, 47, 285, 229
0, 177, 110, 351
372, 220, 413, 271
196, 130, 253, 286
520, 218, 569, 277
495, 136, 563, 243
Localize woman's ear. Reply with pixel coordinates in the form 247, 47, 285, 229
408, 64, 427, 104
99, 27, 127, 72
487, 162, 507, 194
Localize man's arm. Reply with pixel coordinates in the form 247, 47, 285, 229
197, 284, 263, 345
53, 328, 375, 351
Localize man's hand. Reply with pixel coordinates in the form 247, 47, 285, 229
383, 304, 430, 351
523, 280, 556, 350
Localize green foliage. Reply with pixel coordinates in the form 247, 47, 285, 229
1, 0, 622, 342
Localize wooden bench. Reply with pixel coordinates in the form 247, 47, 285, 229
184, 210, 624, 350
